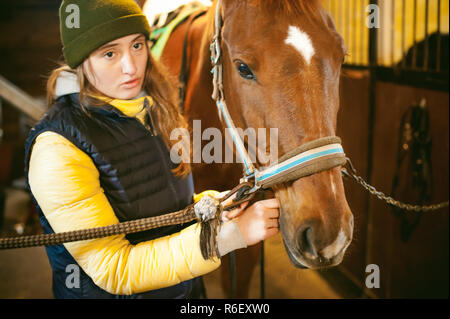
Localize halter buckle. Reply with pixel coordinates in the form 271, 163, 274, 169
239, 172, 261, 197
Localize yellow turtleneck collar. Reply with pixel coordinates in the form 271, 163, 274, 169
92, 94, 154, 125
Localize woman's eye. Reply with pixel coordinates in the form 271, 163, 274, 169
236, 62, 256, 80
133, 42, 143, 50
104, 51, 114, 59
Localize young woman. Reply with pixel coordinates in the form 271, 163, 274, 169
25, 0, 280, 298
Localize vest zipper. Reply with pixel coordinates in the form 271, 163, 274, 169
144, 97, 156, 136
146, 111, 156, 136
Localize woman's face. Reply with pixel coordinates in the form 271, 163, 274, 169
83, 33, 148, 100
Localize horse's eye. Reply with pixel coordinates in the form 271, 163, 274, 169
236, 62, 256, 80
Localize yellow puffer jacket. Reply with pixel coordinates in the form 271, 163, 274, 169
28, 96, 222, 295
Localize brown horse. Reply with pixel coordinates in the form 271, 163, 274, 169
149, 0, 354, 297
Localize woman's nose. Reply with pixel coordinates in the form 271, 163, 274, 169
121, 52, 137, 75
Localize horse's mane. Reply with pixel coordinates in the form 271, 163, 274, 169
249, 0, 320, 18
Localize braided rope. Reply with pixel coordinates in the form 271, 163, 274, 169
0, 182, 254, 251
0, 206, 196, 250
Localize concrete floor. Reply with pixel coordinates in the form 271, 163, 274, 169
203, 234, 342, 299
0, 188, 342, 299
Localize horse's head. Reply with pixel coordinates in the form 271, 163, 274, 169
216, 0, 353, 269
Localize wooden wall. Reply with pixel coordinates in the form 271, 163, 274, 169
0, 0, 62, 97
0, 0, 61, 191
333, 70, 449, 298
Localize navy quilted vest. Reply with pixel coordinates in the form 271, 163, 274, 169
24, 94, 201, 298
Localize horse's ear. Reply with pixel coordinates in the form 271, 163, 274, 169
322, 10, 337, 31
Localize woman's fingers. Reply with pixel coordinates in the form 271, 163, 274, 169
225, 201, 249, 220
264, 207, 280, 219
257, 198, 280, 209
265, 227, 279, 238
226, 199, 279, 220
266, 219, 279, 229
233, 197, 281, 246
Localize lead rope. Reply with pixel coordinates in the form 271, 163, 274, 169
0, 182, 255, 257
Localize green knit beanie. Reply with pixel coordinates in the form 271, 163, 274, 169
60, 0, 151, 69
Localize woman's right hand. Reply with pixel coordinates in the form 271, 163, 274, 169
232, 199, 280, 247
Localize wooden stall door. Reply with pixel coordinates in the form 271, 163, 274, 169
367, 82, 449, 298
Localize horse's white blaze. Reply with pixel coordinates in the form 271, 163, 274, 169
321, 229, 349, 259
330, 173, 337, 200
285, 26, 315, 65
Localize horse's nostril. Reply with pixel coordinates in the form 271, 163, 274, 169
300, 227, 318, 259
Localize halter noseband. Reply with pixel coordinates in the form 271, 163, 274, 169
209, 0, 347, 194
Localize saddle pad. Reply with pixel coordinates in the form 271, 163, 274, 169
149, 2, 210, 60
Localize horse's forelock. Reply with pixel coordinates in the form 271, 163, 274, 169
248, 0, 321, 19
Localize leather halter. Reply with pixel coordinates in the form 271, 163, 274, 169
209, 0, 347, 194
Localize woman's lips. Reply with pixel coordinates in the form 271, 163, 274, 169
121, 78, 140, 89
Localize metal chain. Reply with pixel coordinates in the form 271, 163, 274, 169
342, 158, 449, 212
